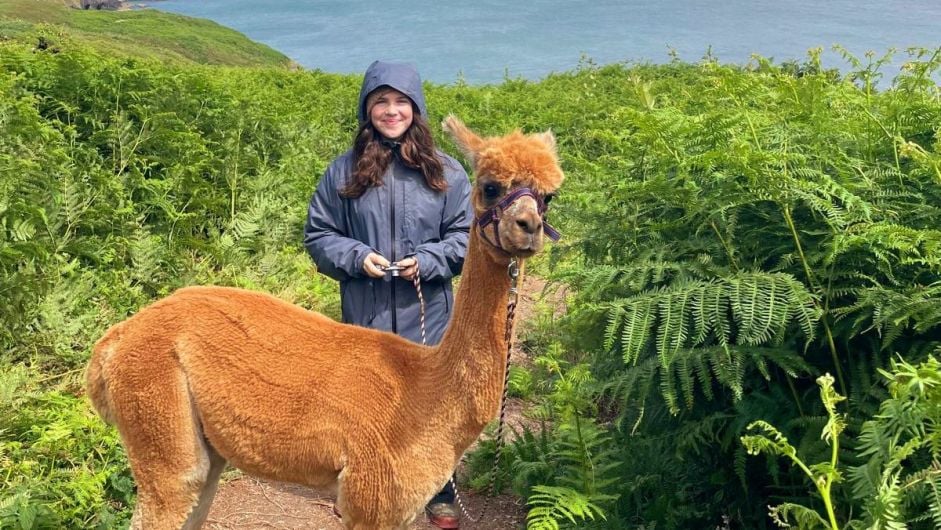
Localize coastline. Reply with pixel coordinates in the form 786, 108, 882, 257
74, 0, 155, 11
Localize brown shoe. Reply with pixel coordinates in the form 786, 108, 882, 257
425, 502, 460, 529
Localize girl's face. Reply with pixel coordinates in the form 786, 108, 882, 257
367, 88, 414, 140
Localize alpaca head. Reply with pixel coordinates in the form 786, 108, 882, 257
443, 116, 564, 259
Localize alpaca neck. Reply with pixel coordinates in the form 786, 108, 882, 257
434, 229, 514, 429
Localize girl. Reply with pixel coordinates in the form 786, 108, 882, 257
304, 60, 471, 529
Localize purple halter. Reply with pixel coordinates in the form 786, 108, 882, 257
475, 187, 561, 250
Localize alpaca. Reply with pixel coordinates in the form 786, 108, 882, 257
85, 116, 564, 530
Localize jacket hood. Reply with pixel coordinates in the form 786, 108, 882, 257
357, 60, 428, 125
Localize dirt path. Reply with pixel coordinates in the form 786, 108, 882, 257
205, 274, 557, 530
205, 477, 527, 530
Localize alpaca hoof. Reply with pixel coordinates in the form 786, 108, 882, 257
426, 502, 460, 529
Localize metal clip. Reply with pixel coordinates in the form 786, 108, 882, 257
507, 258, 520, 295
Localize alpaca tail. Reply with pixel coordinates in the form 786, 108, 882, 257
85, 321, 124, 425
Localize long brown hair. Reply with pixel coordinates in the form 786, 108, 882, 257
341, 112, 447, 198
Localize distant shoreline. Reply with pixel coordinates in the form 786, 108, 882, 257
73, 0, 159, 11
116, 1, 155, 11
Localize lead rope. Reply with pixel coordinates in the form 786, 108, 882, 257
412, 259, 520, 525
413, 267, 427, 346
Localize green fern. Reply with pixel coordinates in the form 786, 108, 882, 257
742, 374, 847, 530
603, 272, 817, 371
526, 486, 607, 530
768, 503, 831, 529
848, 356, 941, 529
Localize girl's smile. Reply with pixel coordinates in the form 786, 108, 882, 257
368, 88, 414, 140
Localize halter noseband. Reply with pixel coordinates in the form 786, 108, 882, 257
475, 187, 561, 250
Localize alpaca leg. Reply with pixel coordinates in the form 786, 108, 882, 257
129, 502, 144, 530
182, 444, 226, 530
336, 470, 380, 530
124, 449, 204, 530
130, 437, 221, 530
337, 465, 414, 530
109, 350, 209, 530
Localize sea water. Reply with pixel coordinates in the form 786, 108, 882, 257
140, 0, 940, 85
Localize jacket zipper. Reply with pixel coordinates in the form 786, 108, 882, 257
390, 163, 397, 333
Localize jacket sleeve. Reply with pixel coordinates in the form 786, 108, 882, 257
413, 167, 472, 282
303, 163, 374, 282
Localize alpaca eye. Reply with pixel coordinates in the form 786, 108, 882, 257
544, 193, 556, 205
482, 183, 501, 200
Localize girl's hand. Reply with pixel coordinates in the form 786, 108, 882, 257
396, 257, 419, 280
363, 252, 390, 278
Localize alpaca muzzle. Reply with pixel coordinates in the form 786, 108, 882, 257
475, 187, 561, 251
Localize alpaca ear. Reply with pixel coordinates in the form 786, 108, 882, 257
534, 130, 557, 153
442, 115, 485, 162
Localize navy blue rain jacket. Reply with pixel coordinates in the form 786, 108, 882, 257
303, 61, 472, 345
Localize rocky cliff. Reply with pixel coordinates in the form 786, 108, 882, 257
77, 0, 125, 10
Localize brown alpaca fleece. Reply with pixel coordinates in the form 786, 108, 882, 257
86, 116, 564, 530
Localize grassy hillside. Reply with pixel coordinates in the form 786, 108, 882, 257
0, 0, 291, 66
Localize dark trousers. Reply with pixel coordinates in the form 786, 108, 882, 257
428, 474, 456, 505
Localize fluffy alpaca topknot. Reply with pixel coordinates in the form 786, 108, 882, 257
473, 130, 563, 194
442, 116, 564, 195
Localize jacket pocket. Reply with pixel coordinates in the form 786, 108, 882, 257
340, 280, 376, 326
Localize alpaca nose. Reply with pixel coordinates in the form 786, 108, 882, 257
515, 211, 541, 235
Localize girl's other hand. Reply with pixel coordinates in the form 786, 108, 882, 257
396, 256, 419, 280
363, 252, 390, 278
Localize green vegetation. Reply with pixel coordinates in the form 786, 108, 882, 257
1, 365, 133, 529
743, 374, 847, 530
0, 0, 291, 66
533, 47, 941, 529
1, 9, 940, 528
